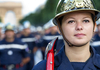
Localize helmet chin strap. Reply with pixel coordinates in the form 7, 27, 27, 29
57, 21, 89, 47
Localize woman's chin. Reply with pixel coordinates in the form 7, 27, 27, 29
72, 41, 89, 46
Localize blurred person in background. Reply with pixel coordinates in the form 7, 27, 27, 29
0, 22, 5, 41
36, 26, 44, 35
20, 21, 36, 70
91, 18, 100, 47
30, 26, 37, 37
43, 22, 51, 34
91, 18, 100, 54
42, 19, 64, 59
33, 26, 43, 65
16, 25, 24, 38
0, 23, 30, 70
34, 33, 43, 65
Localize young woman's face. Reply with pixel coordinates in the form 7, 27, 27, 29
61, 12, 94, 46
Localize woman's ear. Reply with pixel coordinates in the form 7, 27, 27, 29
57, 26, 62, 35
94, 23, 97, 32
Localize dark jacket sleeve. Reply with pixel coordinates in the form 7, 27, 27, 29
32, 60, 46, 70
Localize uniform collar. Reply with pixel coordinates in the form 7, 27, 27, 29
54, 46, 100, 70
54, 46, 74, 70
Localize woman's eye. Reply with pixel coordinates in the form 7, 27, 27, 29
68, 20, 75, 24
83, 20, 90, 23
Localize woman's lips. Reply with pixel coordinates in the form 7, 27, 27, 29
74, 33, 86, 38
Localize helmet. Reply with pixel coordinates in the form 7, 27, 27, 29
96, 18, 100, 26
53, 0, 100, 25
48, 19, 55, 28
43, 19, 55, 30
18, 25, 24, 32
4, 23, 16, 32
36, 26, 43, 32
23, 21, 31, 29
0, 22, 4, 34
30, 25, 36, 32
43, 23, 50, 30
0, 22, 4, 29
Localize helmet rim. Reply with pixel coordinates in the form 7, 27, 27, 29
53, 9, 100, 25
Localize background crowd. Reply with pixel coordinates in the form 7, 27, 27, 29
0, 18, 100, 70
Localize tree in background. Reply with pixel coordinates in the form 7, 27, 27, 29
0, 17, 2, 22
20, 0, 59, 26
20, 0, 100, 26
93, 0, 100, 11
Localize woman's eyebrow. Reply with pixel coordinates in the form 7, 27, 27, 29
83, 16, 91, 19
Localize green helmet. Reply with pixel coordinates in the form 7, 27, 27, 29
53, 0, 100, 25
4, 23, 15, 32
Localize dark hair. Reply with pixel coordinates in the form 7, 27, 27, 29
91, 14, 95, 25
58, 16, 63, 25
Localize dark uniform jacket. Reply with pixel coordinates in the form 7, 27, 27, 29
20, 34, 36, 70
0, 38, 29, 65
32, 46, 100, 70
20, 34, 36, 52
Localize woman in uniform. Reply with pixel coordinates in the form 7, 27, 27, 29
32, 0, 100, 70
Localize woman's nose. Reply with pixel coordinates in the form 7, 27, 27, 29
75, 22, 83, 31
